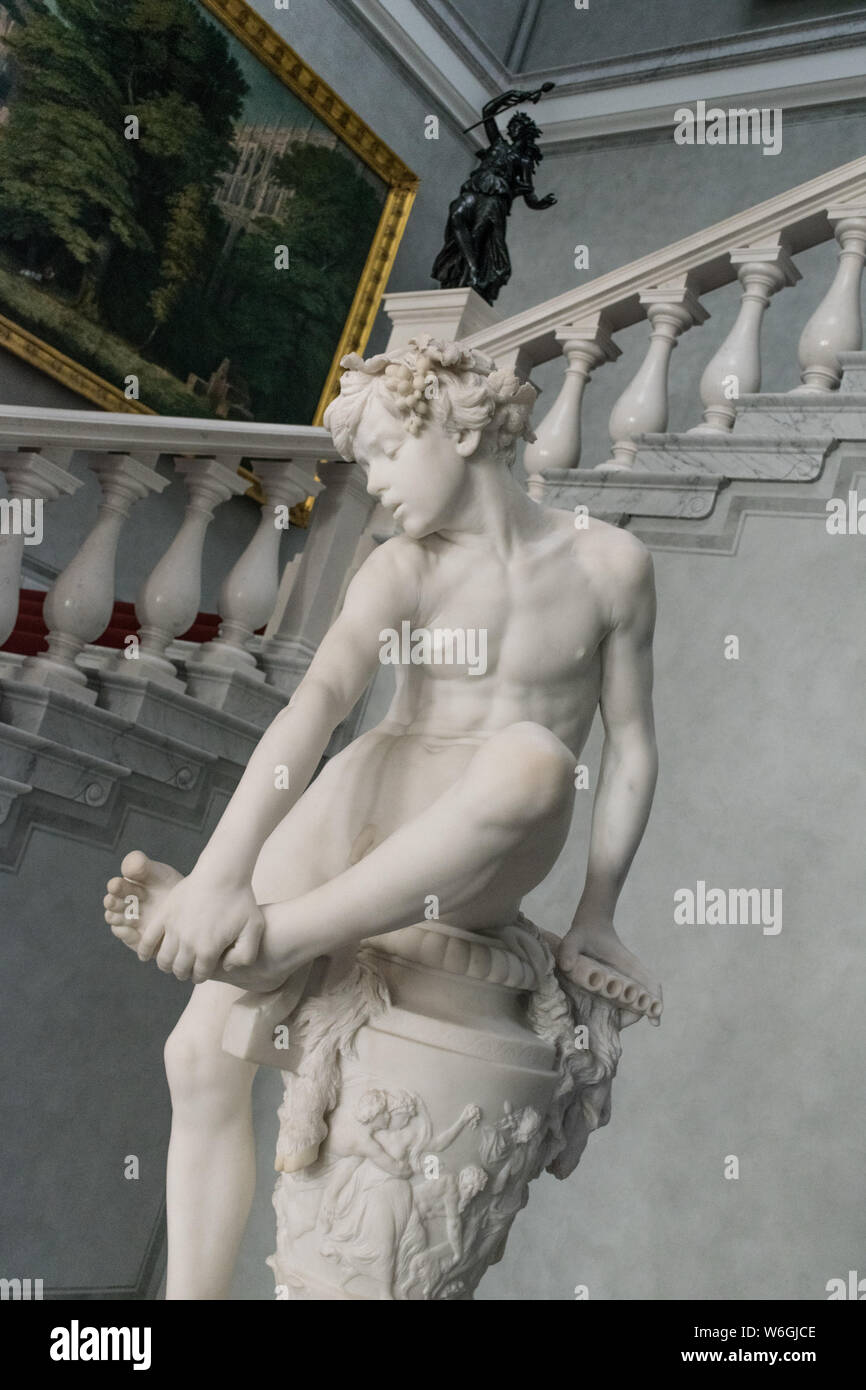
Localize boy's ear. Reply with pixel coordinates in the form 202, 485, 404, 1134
455, 428, 482, 458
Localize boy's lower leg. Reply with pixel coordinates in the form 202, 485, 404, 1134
163, 982, 258, 1300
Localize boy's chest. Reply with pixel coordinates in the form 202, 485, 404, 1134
418, 559, 608, 680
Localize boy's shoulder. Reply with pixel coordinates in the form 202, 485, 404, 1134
545, 507, 654, 626
355, 533, 428, 595
548, 506, 653, 580
582, 515, 653, 580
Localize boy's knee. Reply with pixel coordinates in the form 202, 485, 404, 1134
164, 1025, 252, 1109
478, 722, 575, 828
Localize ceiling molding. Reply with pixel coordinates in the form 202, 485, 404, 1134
339, 1, 866, 149
332, 0, 487, 140
412, 0, 512, 90
519, 11, 866, 89
504, 0, 541, 73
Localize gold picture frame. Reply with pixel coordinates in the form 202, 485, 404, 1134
0, 0, 417, 443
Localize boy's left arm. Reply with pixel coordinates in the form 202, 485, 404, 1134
562, 538, 658, 948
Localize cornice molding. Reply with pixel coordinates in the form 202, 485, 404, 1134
337, 1, 866, 149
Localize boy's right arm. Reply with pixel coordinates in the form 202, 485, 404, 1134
136, 538, 420, 979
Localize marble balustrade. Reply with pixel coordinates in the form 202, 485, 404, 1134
0, 408, 348, 714
385, 158, 866, 480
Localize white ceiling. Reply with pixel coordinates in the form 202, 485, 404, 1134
334, 0, 866, 148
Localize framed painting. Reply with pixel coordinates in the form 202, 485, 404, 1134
0, 0, 418, 432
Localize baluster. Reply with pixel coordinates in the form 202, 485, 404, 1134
602, 282, 708, 470
15, 452, 166, 699
523, 316, 620, 475
114, 457, 246, 689
0, 450, 81, 650
690, 245, 799, 432
260, 460, 375, 695
187, 458, 320, 686
793, 207, 866, 393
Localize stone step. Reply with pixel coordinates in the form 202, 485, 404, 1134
629, 434, 830, 481
0, 719, 130, 810
837, 351, 866, 393
539, 468, 725, 522
0, 680, 218, 792
730, 392, 866, 441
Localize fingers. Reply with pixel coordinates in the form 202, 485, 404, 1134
221, 914, 264, 971
155, 937, 194, 981
191, 948, 223, 986
194, 907, 263, 983
171, 943, 196, 982
156, 933, 178, 974
136, 908, 167, 961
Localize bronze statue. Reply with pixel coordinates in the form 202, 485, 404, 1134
431, 86, 557, 305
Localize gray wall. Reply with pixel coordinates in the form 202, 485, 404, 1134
479, 494, 866, 1299
0, 794, 234, 1296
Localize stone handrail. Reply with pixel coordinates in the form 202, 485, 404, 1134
0, 404, 338, 461
462, 155, 866, 369
0, 408, 344, 716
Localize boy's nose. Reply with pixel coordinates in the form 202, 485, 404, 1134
365, 463, 388, 498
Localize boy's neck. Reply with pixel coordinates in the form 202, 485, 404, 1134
438, 462, 539, 556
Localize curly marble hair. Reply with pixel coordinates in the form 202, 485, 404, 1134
323, 333, 537, 468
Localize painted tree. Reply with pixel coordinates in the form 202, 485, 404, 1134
0, 0, 247, 322
145, 183, 208, 346
0, 1, 142, 287
204, 143, 383, 421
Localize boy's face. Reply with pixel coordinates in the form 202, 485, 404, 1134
352, 393, 470, 540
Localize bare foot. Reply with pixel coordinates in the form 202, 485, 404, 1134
105, 852, 312, 991
104, 852, 183, 958
557, 921, 662, 1023
214, 911, 315, 992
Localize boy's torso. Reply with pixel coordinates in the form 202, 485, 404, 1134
382, 510, 622, 755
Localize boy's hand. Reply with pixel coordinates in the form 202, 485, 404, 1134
137, 870, 264, 984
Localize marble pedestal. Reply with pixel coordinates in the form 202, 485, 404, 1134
225, 916, 626, 1301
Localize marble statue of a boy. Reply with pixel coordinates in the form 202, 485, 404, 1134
104, 336, 660, 1299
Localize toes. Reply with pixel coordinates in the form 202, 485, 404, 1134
107, 875, 148, 901
149, 859, 183, 888
562, 953, 663, 1021
111, 924, 140, 947
120, 850, 150, 883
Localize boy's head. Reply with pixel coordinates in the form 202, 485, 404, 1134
325, 334, 536, 467
323, 336, 537, 539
